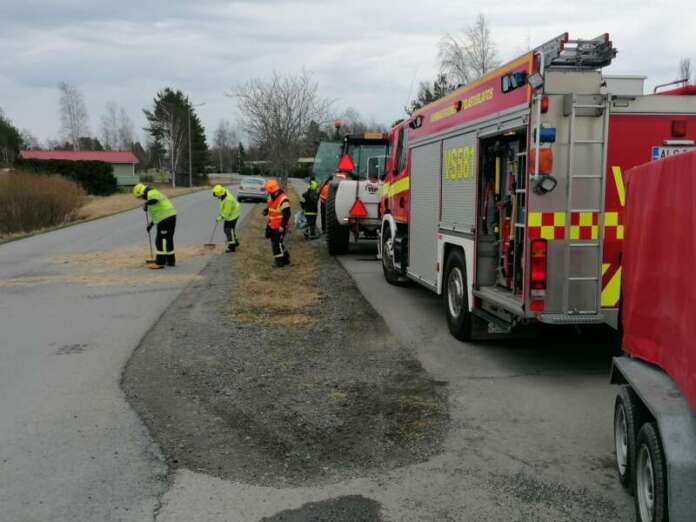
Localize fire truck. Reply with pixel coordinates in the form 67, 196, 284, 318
378, 32, 696, 340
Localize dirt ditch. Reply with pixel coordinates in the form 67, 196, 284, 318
122, 238, 449, 487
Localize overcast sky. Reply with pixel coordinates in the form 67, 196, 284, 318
1, 0, 694, 146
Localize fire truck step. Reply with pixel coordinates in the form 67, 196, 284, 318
473, 286, 524, 316
472, 308, 512, 333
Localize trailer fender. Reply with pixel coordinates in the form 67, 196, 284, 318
612, 356, 696, 522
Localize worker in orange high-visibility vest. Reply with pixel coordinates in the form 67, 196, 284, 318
263, 179, 291, 267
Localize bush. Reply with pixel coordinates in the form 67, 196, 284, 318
0, 172, 87, 234
14, 158, 118, 195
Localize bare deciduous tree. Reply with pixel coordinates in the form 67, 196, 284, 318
58, 82, 90, 150
679, 58, 692, 84
20, 129, 42, 150
213, 119, 237, 172
232, 71, 331, 186
117, 108, 135, 150
100, 102, 119, 150
101, 103, 135, 151
439, 13, 500, 85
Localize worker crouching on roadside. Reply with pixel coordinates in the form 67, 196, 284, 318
212, 184, 241, 252
301, 176, 319, 240
263, 179, 291, 267
133, 183, 177, 269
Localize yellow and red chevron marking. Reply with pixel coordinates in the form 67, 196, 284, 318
569, 212, 599, 240
601, 263, 622, 307
528, 212, 566, 240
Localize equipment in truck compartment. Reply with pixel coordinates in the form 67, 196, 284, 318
622, 149, 696, 411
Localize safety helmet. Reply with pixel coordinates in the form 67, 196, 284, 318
212, 184, 226, 197
264, 179, 280, 193
132, 183, 147, 198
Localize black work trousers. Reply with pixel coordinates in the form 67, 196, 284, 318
304, 213, 317, 238
267, 227, 290, 266
224, 218, 239, 251
155, 215, 176, 266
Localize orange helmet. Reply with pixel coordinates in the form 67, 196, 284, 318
264, 179, 280, 193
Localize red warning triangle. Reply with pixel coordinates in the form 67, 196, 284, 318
337, 154, 355, 173
349, 198, 368, 218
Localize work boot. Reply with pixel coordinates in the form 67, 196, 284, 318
149, 264, 165, 270
167, 255, 176, 267
227, 245, 236, 253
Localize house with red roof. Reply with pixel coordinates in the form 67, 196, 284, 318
19, 150, 139, 186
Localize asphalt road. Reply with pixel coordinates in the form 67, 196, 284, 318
151, 241, 635, 522
0, 188, 253, 522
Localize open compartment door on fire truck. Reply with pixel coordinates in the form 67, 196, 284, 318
474, 129, 528, 319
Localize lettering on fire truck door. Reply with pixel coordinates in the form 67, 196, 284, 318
408, 141, 441, 288
440, 131, 478, 233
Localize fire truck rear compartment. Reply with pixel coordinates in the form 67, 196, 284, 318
475, 130, 527, 321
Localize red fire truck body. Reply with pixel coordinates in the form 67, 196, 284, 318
379, 33, 696, 339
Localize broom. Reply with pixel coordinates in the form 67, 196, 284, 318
144, 211, 157, 265
204, 221, 219, 250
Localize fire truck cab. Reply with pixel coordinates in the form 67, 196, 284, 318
379, 33, 696, 340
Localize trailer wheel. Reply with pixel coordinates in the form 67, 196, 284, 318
443, 249, 472, 341
381, 230, 409, 286
326, 185, 349, 256
635, 423, 668, 522
614, 386, 645, 491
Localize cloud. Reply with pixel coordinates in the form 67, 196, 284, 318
0, 0, 694, 144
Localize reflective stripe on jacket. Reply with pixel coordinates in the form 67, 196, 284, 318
146, 189, 177, 224
267, 192, 290, 230
219, 189, 241, 221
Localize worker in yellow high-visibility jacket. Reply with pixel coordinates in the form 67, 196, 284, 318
133, 183, 177, 268
212, 184, 241, 252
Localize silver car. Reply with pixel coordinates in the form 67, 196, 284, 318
237, 177, 267, 202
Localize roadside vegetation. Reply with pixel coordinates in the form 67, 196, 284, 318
78, 184, 205, 221
0, 172, 86, 236
230, 186, 322, 328
0, 176, 208, 241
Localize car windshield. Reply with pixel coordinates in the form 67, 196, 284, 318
243, 178, 264, 185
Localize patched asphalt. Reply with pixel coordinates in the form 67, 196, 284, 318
122, 239, 449, 488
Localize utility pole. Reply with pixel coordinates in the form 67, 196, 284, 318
188, 102, 206, 188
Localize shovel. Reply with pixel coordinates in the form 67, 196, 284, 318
204, 222, 219, 250
144, 212, 157, 265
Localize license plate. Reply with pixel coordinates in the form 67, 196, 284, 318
651, 146, 693, 161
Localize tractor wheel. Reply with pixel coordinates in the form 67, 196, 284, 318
326, 185, 350, 256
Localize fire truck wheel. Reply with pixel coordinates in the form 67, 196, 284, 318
634, 423, 668, 522
381, 231, 408, 286
443, 249, 472, 341
326, 185, 350, 256
614, 386, 646, 492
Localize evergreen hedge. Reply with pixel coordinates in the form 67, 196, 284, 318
14, 158, 118, 195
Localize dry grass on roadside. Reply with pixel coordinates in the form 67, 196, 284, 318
229, 186, 322, 329
0, 172, 86, 236
78, 184, 207, 220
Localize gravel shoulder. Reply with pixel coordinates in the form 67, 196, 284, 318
122, 239, 449, 488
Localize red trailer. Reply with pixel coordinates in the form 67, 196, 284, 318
611, 149, 696, 522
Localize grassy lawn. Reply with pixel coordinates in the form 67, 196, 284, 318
79, 184, 207, 221
229, 186, 323, 329
0, 183, 210, 243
